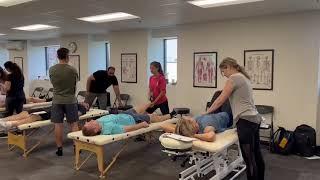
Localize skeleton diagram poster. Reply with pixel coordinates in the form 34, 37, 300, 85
121, 53, 137, 83
193, 52, 217, 88
244, 50, 274, 90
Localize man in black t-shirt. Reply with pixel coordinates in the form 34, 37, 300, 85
85, 67, 122, 109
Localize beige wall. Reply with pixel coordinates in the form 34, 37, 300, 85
172, 12, 320, 132
109, 12, 320, 144
109, 30, 150, 105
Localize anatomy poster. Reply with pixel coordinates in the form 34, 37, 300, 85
121, 53, 137, 83
193, 52, 217, 88
244, 50, 274, 90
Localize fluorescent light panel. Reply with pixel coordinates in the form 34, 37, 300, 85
78, 12, 139, 23
0, 33, 6, 36
0, 0, 34, 7
188, 0, 264, 8
12, 24, 59, 31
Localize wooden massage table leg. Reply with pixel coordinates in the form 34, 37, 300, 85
74, 140, 129, 178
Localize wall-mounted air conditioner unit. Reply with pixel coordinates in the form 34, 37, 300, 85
6, 41, 24, 51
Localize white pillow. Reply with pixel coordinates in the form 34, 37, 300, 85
159, 133, 193, 150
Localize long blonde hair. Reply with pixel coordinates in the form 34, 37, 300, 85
219, 57, 250, 79
175, 117, 196, 137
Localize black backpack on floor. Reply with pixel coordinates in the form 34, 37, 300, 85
271, 127, 295, 155
293, 124, 316, 157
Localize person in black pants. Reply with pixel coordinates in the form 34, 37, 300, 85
4, 61, 26, 116
146, 61, 169, 115
205, 57, 265, 180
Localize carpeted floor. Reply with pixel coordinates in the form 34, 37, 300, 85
0, 127, 319, 180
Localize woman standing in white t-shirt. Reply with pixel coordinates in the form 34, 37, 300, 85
205, 57, 265, 180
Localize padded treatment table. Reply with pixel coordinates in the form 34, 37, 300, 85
0, 102, 52, 114
67, 118, 178, 178
7, 109, 108, 158
159, 129, 246, 180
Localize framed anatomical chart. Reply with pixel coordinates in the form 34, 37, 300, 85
244, 49, 274, 90
193, 52, 217, 88
121, 53, 137, 83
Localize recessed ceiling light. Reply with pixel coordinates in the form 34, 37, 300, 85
0, 0, 34, 7
160, 3, 178, 6
188, 0, 264, 8
77, 12, 140, 23
12, 24, 59, 31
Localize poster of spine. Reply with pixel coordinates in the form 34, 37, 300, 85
244, 49, 274, 90
193, 52, 217, 88
121, 53, 137, 83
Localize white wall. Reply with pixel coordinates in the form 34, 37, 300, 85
88, 40, 107, 74
172, 12, 320, 132
109, 12, 320, 144
109, 30, 150, 105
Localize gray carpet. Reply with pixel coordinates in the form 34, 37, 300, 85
0, 128, 319, 180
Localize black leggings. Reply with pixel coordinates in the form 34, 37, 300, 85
146, 101, 169, 115
237, 119, 265, 180
6, 96, 26, 116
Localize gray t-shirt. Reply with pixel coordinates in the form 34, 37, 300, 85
229, 73, 261, 125
49, 63, 78, 104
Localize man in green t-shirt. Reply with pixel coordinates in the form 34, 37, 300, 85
49, 47, 79, 156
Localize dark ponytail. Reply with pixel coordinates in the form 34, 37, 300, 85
4, 61, 24, 80
150, 61, 164, 76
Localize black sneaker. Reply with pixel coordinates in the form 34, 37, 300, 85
0, 132, 7, 138
45, 98, 53, 102
134, 135, 146, 142
170, 110, 178, 118
56, 147, 63, 156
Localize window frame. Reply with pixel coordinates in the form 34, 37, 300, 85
45, 45, 60, 75
163, 38, 178, 84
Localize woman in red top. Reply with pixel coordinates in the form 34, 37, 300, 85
147, 61, 169, 115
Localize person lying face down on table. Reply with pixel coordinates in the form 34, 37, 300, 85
161, 91, 233, 142
82, 103, 177, 136
0, 102, 89, 130
161, 112, 232, 142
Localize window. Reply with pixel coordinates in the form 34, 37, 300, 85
106, 43, 110, 68
164, 38, 177, 84
45, 45, 60, 74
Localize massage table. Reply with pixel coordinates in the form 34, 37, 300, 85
67, 118, 178, 178
159, 129, 246, 180
0, 102, 52, 115
7, 109, 108, 157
